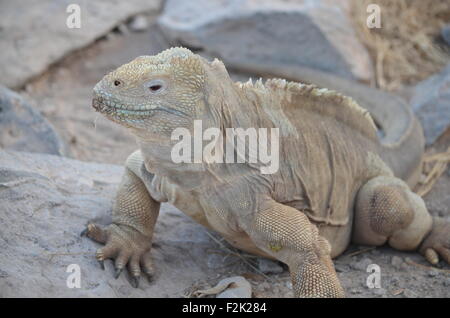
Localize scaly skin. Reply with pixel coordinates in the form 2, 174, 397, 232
82, 47, 450, 297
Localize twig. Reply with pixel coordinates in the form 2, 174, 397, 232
346, 247, 375, 257
204, 231, 277, 283
405, 258, 450, 275
44, 252, 91, 262
416, 147, 450, 197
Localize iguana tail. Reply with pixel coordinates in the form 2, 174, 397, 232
228, 62, 425, 187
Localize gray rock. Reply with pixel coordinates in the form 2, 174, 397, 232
0, 85, 65, 155
285, 281, 292, 289
0, 0, 162, 88
158, 0, 373, 82
372, 287, 387, 296
390, 256, 404, 270
427, 270, 439, 278
216, 276, 252, 298
117, 23, 130, 35
441, 24, 450, 46
194, 276, 252, 298
443, 277, 450, 287
0, 151, 225, 297
334, 263, 350, 273
403, 289, 419, 298
128, 15, 150, 32
206, 253, 225, 269
257, 258, 284, 274
390, 276, 401, 286
411, 64, 450, 145
350, 288, 362, 295
351, 257, 373, 271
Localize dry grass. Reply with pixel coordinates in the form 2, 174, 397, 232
350, 0, 450, 90
415, 146, 450, 197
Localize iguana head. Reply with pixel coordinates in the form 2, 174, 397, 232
93, 47, 225, 140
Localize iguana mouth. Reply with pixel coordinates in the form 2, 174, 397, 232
92, 96, 157, 119
92, 95, 190, 119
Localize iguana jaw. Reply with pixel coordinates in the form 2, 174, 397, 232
92, 90, 190, 123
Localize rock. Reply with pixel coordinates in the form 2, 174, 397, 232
351, 257, 374, 271
390, 277, 401, 286
116, 23, 130, 35
128, 14, 150, 32
334, 263, 350, 273
0, 0, 163, 88
216, 276, 252, 298
427, 270, 439, 278
441, 24, 450, 46
157, 0, 373, 82
370, 249, 381, 256
403, 289, 419, 298
0, 85, 65, 155
0, 151, 227, 297
257, 258, 284, 274
206, 254, 225, 269
193, 276, 252, 298
372, 287, 387, 296
390, 256, 404, 270
410, 64, 450, 145
443, 277, 450, 287
285, 281, 292, 289
350, 288, 362, 295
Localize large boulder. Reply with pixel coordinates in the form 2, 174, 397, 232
411, 64, 450, 146
157, 0, 373, 82
0, 0, 163, 88
0, 85, 65, 155
0, 151, 238, 297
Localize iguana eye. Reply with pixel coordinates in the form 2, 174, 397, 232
146, 79, 166, 93
149, 84, 162, 92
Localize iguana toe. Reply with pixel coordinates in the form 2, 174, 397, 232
82, 223, 108, 243
420, 217, 450, 265
97, 259, 105, 270
82, 222, 155, 288
130, 275, 140, 288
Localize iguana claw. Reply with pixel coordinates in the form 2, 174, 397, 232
130, 275, 140, 288
114, 268, 123, 279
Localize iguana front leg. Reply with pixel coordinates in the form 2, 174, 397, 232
246, 200, 344, 298
82, 151, 160, 287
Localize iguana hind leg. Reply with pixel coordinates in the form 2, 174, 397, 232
352, 176, 450, 265
82, 151, 160, 287
248, 201, 345, 298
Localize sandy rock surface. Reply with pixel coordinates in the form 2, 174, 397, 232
0, 150, 449, 298
0, 85, 65, 156
158, 0, 373, 82
411, 64, 450, 145
0, 0, 162, 89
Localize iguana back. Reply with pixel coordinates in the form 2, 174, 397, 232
228, 61, 425, 187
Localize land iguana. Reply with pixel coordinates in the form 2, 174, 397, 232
82, 47, 450, 297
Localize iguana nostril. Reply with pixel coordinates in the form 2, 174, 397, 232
114, 80, 122, 87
